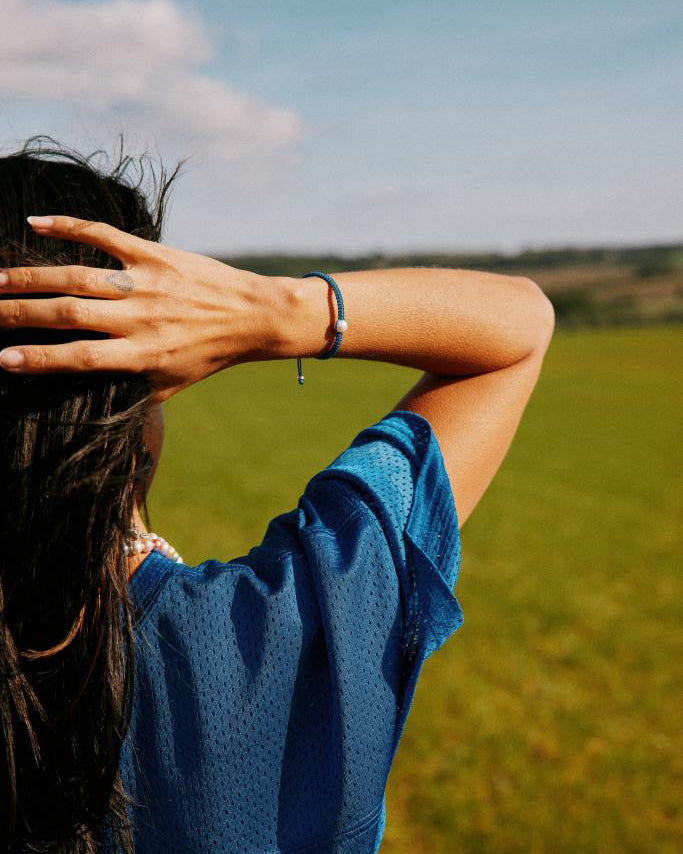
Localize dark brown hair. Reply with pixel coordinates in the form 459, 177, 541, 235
0, 136, 182, 852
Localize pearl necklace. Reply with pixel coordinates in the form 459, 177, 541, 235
123, 526, 184, 564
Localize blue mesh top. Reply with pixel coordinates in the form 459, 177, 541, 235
112, 409, 464, 853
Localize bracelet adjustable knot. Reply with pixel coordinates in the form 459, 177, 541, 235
296, 271, 347, 385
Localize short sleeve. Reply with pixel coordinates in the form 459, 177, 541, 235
298, 409, 464, 752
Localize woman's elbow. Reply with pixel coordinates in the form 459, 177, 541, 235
515, 276, 556, 355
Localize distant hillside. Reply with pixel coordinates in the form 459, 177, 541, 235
217, 243, 683, 327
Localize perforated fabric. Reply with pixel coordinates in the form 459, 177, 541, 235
107, 409, 463, 853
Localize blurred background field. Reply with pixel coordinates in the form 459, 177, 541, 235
148, 318, 682, 854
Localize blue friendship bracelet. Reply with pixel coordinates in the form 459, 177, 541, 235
296, 271, 348, 385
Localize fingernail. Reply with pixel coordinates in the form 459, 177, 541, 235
0, 272, 8, 285
0, 349, 25, 369
27, 216, 54, 228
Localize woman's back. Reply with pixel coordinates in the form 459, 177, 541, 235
115, 411, 461, 853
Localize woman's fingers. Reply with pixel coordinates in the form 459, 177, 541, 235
27, 215, 152, 265
0, 264, 133, 298
0, 295, 126, 333
0, 338, 140, 374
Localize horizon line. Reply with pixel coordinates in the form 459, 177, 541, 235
195, 238, 683, 259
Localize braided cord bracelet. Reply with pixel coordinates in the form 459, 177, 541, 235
296, 271, 348, 385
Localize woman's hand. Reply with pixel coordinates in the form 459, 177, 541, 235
0, 216, 281, 402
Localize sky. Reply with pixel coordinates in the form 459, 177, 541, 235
1, 0, 681, 255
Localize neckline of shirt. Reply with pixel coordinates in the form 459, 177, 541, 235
127, 548, 178, 627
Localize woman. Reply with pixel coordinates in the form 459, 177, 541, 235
0, 138, 554, 853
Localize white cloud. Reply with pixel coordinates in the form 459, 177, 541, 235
0, 0, 304, 173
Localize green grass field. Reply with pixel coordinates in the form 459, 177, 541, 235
148, 325, 682, 854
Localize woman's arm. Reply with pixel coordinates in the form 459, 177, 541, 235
271, 267, 553, 376
0, 219, 553, 523
269, 269, 555, 525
